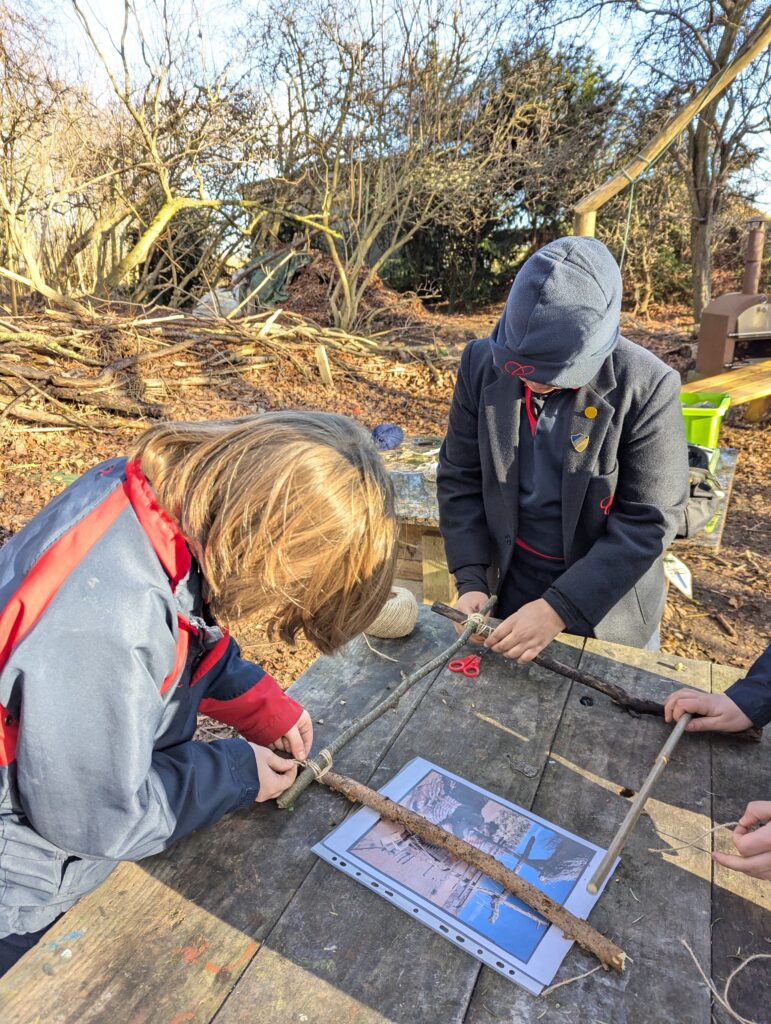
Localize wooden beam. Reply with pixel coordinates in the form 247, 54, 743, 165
572, 7, 771, 236
421, 533, 456, 605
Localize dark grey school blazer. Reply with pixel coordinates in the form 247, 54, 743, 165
437, 336, 690, 646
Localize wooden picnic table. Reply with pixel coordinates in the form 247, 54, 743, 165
1, 608, 768, 1024
683, 357, 771, 423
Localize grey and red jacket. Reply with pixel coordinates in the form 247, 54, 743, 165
0, 457, 303, 937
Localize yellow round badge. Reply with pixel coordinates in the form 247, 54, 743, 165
584, 406, 598, 419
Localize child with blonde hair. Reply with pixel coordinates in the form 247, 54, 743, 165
0, 411, 396, 974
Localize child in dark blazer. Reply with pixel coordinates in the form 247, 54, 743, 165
438, 236, 689, 662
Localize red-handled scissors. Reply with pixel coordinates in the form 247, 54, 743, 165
448, 655, 481, 677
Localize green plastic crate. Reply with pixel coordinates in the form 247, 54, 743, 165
680, 391, 731, 447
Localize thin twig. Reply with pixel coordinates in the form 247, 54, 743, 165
540, 965, 602, 997
361, 633, 399, 663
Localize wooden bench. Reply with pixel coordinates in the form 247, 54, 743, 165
1, 609, 768, 1023
683, 357, 771, 422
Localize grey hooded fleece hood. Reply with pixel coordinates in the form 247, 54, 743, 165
490, 236, 621, 388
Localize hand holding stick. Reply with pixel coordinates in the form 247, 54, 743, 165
430, 602, 762, 739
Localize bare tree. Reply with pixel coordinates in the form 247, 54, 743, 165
245, 0, 526, 330
67, 0, 254, 296
543, 0, 771, 322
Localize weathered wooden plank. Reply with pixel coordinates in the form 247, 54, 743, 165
214, 636, 586, 1024
421, 532, 456, 605
465, 640, 715, 1023
681, 359, 771, 405
0, 611, 457, 1024
710, 661, 771, 1024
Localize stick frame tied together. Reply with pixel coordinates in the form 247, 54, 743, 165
276, 595, 498, 809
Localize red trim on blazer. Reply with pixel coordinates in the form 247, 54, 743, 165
523, 386, 537, 436
514, 537, 564, 562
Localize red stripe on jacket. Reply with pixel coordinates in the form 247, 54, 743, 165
161, 615, 199, 696
124, 460, 191, 588
200, 674, 303, 747
0, 483, 129, 764
191, 634, 230, 687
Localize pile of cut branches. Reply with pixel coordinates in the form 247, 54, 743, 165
0, 305, 450, 430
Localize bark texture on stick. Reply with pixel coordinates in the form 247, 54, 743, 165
321, 769, 626, 973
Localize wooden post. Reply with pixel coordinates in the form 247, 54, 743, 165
421, 532, 456, 605
315, 344, 333, 386
571, 7, 771, 237
572, 210, 597, 238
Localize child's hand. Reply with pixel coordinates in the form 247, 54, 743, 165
484, 599, 565, 664
250, 744, 298, 802
664, 690, 753, 732
453, 591, 490, 644
712, 801, 771, 880
271, 709, 314, 761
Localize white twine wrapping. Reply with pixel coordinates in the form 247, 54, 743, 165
365, 587, 419, 639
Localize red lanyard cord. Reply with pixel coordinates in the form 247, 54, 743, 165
523, 385, 537, 436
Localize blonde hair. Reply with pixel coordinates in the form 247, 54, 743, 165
132, 412, 397, 653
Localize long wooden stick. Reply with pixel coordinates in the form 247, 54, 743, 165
429, 602, 762, 741
586, 714, 692, 894
321, 768, 626, 973
571, 6, 771, 233
431, 602, 664, 714
276, 596, 498, 809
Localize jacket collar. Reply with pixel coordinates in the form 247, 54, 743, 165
124, 459, 192, 590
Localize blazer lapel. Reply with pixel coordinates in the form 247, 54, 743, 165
483, 372, 522, 530
561, 359, 617, 559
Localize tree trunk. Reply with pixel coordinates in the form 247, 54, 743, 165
691, 214, 712, 326
100, 197, 218, 295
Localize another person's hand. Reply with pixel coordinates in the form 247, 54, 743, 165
484, 599, 565, 664
712, 801, 771, 880
271, 708, 314, 761
250, 744, 298, 802
664, 690, 753, 732
453, 591, 490, 644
